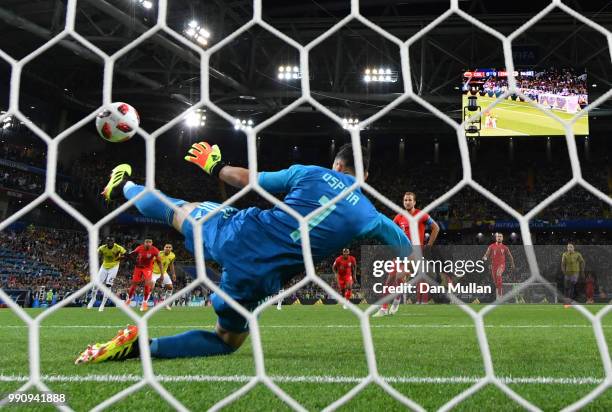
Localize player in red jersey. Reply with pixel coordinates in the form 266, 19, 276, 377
125, 239, 163, 311
482, 233, 515, 300
332, 248, 357, 309
375, 192, 440, 316
585, 273, 595, 304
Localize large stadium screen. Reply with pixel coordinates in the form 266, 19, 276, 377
461, 68, 589, 136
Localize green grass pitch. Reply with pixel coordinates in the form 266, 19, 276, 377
461, 95, 589, 137
1, 304, 611, 411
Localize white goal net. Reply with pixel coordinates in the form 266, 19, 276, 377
1, 0, 612, 411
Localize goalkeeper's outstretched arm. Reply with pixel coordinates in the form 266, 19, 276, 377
183, 141, 250, 188
361, 212, 414, 277
219, 166, 249, 188
184, 142, 308, 191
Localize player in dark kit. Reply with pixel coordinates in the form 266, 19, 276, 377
332, 248, 357, 309
483, 233, 515, 300
125, 239, 163, 312
76, 143, 412, 364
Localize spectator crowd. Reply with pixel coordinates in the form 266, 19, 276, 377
470, 68, 588, 102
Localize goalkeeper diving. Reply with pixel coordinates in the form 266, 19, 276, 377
75, 142, 412, 364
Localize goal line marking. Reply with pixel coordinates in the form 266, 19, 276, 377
0, 374, 603, 385
0, 324, 605, 329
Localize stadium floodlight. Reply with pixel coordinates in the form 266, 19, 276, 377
364, 67, 398, 83
134, 0, 153, 9
234, 118, 254, 131
342, 117, 359, 130
184, 20, 211, 47
278, 65, 301, 80
2, 113, 12, 129
184, 109, 206, 128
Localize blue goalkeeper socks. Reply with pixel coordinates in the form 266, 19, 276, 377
123, 181, 186, 226
150, 330, 236, 358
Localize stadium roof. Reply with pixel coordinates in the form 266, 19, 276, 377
1, 0, 612, 139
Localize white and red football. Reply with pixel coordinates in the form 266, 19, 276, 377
95, 102, 140, 143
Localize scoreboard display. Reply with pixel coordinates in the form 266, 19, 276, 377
461, 68, 589, 137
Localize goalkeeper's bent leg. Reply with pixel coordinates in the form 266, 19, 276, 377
123, 181, 187, 227
147, 292, 251, 358
150, 329, 238, 358
117, 323, 245, 360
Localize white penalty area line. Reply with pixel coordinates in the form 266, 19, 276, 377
479, 126, 528, 136
0, 324, 607, 329
0, 374, 603, 385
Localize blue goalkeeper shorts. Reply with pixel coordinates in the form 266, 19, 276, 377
180, 201, 271, 333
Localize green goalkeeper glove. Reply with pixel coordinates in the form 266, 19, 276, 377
184, 142, 225, 177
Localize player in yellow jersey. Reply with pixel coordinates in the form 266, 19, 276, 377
151, 243, 177, 310
88, 237, 126, 312
561, 243, 585, 306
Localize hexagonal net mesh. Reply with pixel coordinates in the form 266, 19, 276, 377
1, 0, 612, 410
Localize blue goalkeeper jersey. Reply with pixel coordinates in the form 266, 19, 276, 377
183, 165, 412, 301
